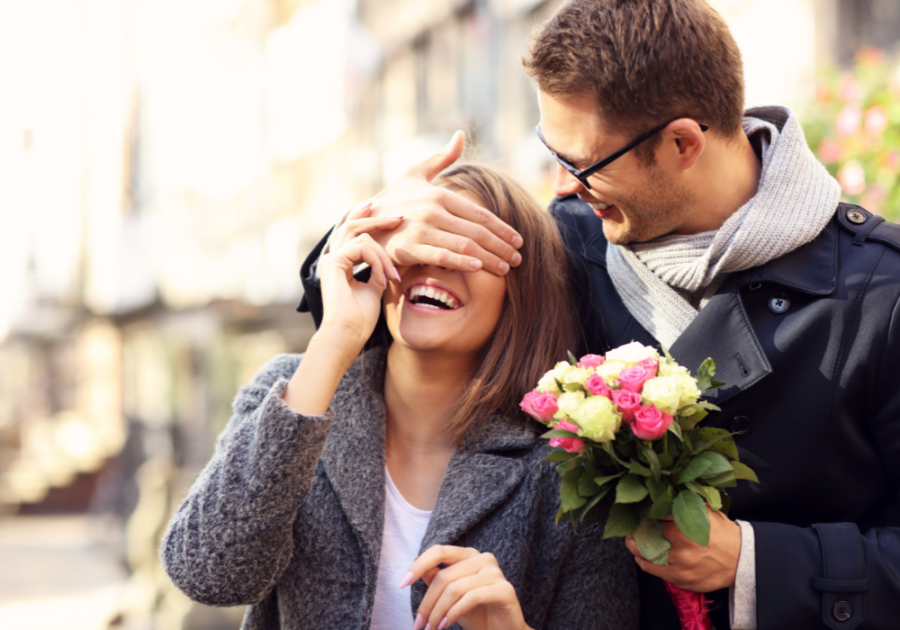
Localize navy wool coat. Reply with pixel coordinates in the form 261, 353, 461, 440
298, 197, 900, 630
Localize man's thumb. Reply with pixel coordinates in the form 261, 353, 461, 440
409, 130, 465, 181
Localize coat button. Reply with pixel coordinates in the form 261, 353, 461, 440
833, 600, 852, 621
847, 209, 867, 224
769, 293, 790, 314
730, 416, 751, 435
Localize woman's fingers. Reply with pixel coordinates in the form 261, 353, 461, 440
420, 571, 505, 630
327, 233, 393, 287
437, 581, 522, 630
401, 545, 480, 588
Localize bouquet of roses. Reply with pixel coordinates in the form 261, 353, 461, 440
520, 342, 759, 629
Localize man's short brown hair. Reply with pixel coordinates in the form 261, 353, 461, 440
524, 0, 745, 149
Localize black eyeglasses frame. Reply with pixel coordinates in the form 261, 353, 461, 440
535, 119, 710, 190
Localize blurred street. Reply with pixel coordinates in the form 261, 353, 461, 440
0, 515, 127, 630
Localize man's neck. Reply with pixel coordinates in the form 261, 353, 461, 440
676, 131, 762, 235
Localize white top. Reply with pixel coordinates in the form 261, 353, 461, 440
370, 467, 433, 630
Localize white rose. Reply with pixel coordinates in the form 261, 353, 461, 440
658, 359, 690, 377
640, 376, 682, 415
605, 342, 660, 366
672, 374, 702, 411
537, 362, 569, 394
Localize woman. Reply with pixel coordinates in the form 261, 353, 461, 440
161, 164, 638, 630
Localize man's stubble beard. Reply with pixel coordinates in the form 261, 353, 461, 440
604, 167, 695, 246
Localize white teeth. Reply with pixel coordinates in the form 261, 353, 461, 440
407, 284, 460, 310
590, 202, 611, 210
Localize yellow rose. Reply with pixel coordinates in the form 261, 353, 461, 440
537, 362, 569, 394
640, 376, 682, 415
605, 342, 660, 366
658, 359, 690, 377
571, 395, 621, 443
553, 391, 585, 422
559, 366, 590, 391
597, 359, 628, 386
672, 374, 702, 411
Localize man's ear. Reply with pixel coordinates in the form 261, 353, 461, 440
659, 119, 706, 171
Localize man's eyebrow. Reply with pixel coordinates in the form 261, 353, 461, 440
554, 148, 591, 167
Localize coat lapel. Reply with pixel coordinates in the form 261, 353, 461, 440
420, 415, 537, 551
320, 349, 389, 571
669, 280, 772, 405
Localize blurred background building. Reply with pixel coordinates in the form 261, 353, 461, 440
0, 0, 898, 628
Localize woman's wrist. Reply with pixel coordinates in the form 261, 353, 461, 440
311, 323, 367, 367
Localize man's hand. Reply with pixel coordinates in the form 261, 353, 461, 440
366, 131, 523, 275
624, 507, 742, 592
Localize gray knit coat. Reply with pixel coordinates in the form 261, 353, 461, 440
161, 347, 639, 629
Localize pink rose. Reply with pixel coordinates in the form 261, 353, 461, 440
631, 405, 674, 441
549, 421, 586, 454
577, 354, 606, 369
636, 358, 659, 376
585, 374, 612, 398
519, 390, 558, 424
612, 389, 642, 424
618, 366, 655, 393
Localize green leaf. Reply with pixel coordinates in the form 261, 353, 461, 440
542, 428, 580, 439
731, 460, 760, 483
647, 485, 675, 519
579, 484, 612, 521
561, 468, 587, 512
643, 445, 662, 484
696, 451, 734, 477
633, 517, 672, 565
686, 482, 723, 511
567, 350, 579, 366
720, 491, 732, 516
658, 452, 675, 468
708, 437, 739, 461
594, 472, 626, 488
667, 419, 685, 440
544, 450, 580, 462
616, 474, 650, 504
602, 503, 642, 538
563, 382, 584, 392
675, 456, 713, 484
602, 441, 630, 468
696, 358, 726, 392
579, 469, 601, 497
704, 470, 738, 488
628, 458, 652, 477
660, 344, 675, 363
672, 489, 710, 547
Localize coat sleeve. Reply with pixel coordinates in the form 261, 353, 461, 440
753, 293, 900, 630
160, 354, 335, 607
297, 228, 333, 328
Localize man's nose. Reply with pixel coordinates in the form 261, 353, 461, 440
551, 163, 586, 198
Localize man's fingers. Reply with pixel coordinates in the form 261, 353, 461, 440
393, 243, 484, 273
438, 187, 524, 252
407, 131, 465, 182
431, 211, 523, 270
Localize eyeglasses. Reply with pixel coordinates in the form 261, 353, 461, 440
536, 119, 709, 190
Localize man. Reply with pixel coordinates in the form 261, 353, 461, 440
299, 1, 900, 628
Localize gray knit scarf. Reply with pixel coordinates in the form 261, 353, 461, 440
606, 106, 842, 348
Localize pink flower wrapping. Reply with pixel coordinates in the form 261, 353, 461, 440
631, 405, 674, 440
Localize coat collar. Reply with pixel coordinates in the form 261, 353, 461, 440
321, 346, 538, 571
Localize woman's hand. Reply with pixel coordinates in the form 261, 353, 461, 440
318, 227, 399, 357
401, 545, 532, 630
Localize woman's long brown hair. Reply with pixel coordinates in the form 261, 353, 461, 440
434, 164, 580, 444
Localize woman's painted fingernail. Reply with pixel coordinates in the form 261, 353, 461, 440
383, 272, 388, 287
438, 617, 449, 630
412, 614, 424, 630
393, 266, 401, 281
424, 623, 433, 630
399, 571, 414, 589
